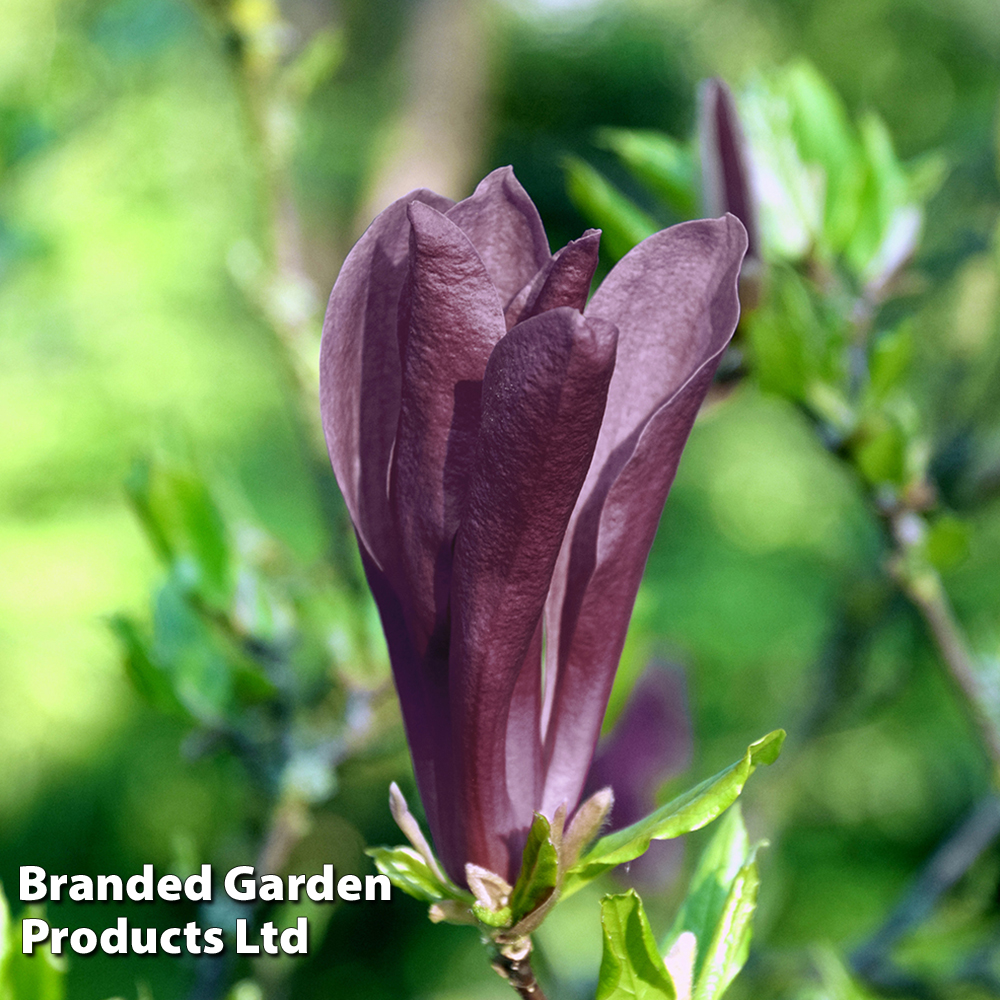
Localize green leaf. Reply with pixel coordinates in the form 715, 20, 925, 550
564, 156, 659, 261
780, 60, 864, 254
737, 80, 822, 260
365, 846, 470, 906
666, 806, 749, 965
564, 731, 783, 896
107, 614, 190, 718
845, 113, 908, 276
151, 578, 235, 723
126, 458, 232, 610
598, 129, 697, 217
664, 806, 763, 1000
867, 325, 913, 403
853, 415, 907, 486
747, 268, 823, 401
509, 813, 560, 923
925, 515, 971, 570
692, 850, 760, 1000
597, 891, 675, 1000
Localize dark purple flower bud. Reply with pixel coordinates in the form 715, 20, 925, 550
320, 166, 746, 885
699, 78, 762, 309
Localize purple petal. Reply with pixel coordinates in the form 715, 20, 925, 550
699, 79, 759, 262
389, 200, 507, 653
358, 542, 460, 878
449, 306, 618, 880
504, 229, 602, 330
319, 188, 453, 573
446, 166, 551, 309
541, 215, 747, 816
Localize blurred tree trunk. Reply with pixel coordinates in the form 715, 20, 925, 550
359, 0, 489, 222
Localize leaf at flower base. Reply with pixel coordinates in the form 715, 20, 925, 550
597, 891, 676, 1000
664, 804, 763, 1000
667, 806, 749, 959
690, 848, 760, 1000
564, 731, 783, 896
564, 156, 659, 262
366, 845, 471, 906
509, 812, 560, 924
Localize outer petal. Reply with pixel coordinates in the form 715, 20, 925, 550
449, 307, 618, 881
390, 200, 507, 653
358, 543, 460, 877
319, 187, 453, 572
446, 166, 552, 308
541, 215, 747, 816
504, 229, 601, 330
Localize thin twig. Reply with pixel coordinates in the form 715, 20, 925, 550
852, 794, 1000, 978
887, 511, 1000, 781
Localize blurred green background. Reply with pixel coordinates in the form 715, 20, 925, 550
1, 0, 999, 997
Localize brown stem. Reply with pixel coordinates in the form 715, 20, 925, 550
852, 794, 1000, 979
491, 946, 548, 1000
888, 512, 1000, 783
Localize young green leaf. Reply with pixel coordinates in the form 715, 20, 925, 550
509, 813, 560, 923
563, 156, 659, 261
666, 805, 749, 963
564, 732, 784, 896
366, 846, 471, 906
691, 850, 760, 1000
598, 128, 697, 217
126, 458, 233, 611
664, 805, 763, 1000
107, 614, 190, 718
598, 891, 676, 1000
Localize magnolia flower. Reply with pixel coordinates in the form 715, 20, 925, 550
320, 167, 746, 885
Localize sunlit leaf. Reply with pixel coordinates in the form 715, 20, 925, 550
564, 732, 784, 896
126, 458, 233, 611
509, 813, 559, 923
366, 846, 471, 906
664, 806, 762, 1000
3, 906, 66, 1000
597, 891, 676, 1000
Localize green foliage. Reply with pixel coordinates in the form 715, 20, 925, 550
509, 813, 560, 924
665, 806, 762, 1000
0, 888, 65, 1000
565, 731, 784, 895
563, 156, 659, 261
597, 129, 697, 218
597, 891, 676, 1000
366, 846, 469, 906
